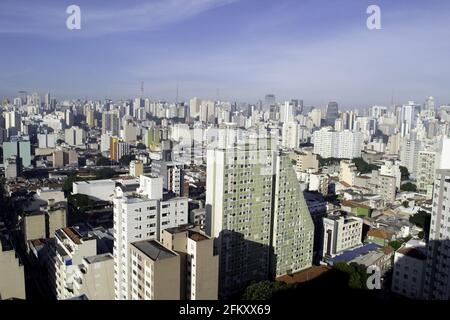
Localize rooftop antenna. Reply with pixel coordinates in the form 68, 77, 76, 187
140, 81, 144, 99
216, 88, 220, 102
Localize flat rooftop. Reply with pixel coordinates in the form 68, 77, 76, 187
164, 223, 197, 234
398, 247, 426, 260
189, 230, 209, 242
132, 240, 177, 261
74, 179, 115, 185
84, 253, 113, 264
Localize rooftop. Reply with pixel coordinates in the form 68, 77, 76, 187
132, 240, 177, 261
164, 223, 197, 234
330, 243, 382, 265
84, 253, 113, 264
397, 247, 427, 260
276, 266, 331, 284
189, 231, 209, 242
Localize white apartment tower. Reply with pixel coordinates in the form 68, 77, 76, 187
113, 175, 188, 300
313, 128, 362, 159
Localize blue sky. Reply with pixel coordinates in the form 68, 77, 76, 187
1, 0, 450, 108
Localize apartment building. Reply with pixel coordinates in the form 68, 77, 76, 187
0, 234, 26, 300
312, 128, 362, 159
392, 239, 426, 299
206, 138, 314, 297
322, 213, 363, 258
423, 169, 450, 300
161, 224, 219, 300
113, 175, 188, 300
129, 240, 180, 300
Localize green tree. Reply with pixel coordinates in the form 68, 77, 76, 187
62, 172, 78, 195
401, 182, 417, 192
136, 143, 147, 150
242, 281, 274, 300
400, 166, 410, 181
119, 154, 136, 166
96, 155, 111, 166
95, 168, 117, 180
242, 281, 294, 300
388, 240, 402, 251
353, 158, 379, 174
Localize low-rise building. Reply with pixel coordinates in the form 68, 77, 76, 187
322, 212, 363, 259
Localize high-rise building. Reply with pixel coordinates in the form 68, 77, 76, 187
151, 161, 184, 196
129, 160, 144, 177
86, 108, 95, 128
325, 101, 339, 125
189, 98, 202, 118
380, 160, 402, 189
54, 227, 114, 300
161, 224, 219, 300
65, 109, 74, 127
45, 92, 51, 110
312, 128, 362, 159
129, 240, 181, 300
113, 176, 188, 300
206, 138, 314, 297
417, 151, 438, 194
399, 138, 422, 178
422, 169, 450, 300
264, 94, 276, 112
64, 126, 86, 146
3, 136, 31, 168
4, 111, 22, 137
0, 234, 26, 300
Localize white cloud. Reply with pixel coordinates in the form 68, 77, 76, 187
0, 0, 239, 37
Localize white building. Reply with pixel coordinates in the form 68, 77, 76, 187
322, 213, 363, 258
113, 176, 188, 300
313, 128, 362, 159
380, 160, 402, 189
400, 138, 422, 177
54, 227, 114, 300
64, 126, 86, 146
72, 179, 116, 202
38, 133, 57, 149
417, 151, 438, 193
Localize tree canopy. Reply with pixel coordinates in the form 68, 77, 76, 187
96, 155, 111, 166
353, 158, 380, 174
119, 154, 136, 166
400, 166, 410, 181
95, 168, 117, 180
400, 182, 417, 192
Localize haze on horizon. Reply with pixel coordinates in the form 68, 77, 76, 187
1, 0, 450, 108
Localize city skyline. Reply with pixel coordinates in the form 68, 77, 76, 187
1, 0, 450, 105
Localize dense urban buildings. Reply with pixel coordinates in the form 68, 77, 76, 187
1, 2, 450, 304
